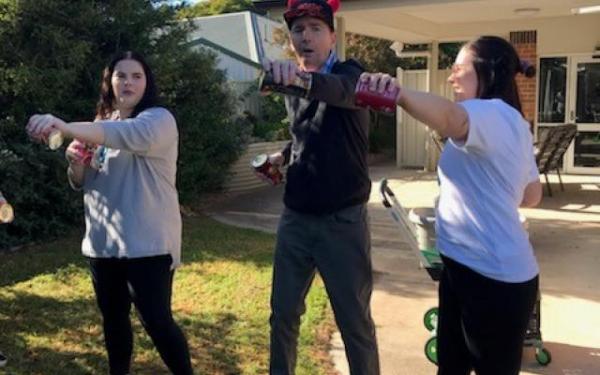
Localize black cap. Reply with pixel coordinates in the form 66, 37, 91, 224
284, 0, 340, 31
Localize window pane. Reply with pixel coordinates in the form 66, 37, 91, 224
574, 131, 600, 168
576, 63, 600, 123
538, 57, 567, 123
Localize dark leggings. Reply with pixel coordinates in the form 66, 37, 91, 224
437, 255, 538, 375
89, 255, 193, 375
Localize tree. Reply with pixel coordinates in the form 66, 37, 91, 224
345, 33, 426, 73
438, 42, 462, 69
0, 0, 248, 248
344, 33, 412, 154
177, 0, 256, 18
346, 33, 463, 72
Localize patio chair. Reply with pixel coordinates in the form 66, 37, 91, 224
535, 124, 578, 196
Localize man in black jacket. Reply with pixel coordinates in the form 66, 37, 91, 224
261, 1, 379, 374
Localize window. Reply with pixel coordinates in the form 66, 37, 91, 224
574, 131, 600, 167
575, 62, 600, 123
538, 57, 567, 123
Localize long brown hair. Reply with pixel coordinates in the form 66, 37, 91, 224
95, 51, 158, 120
463, 36, 535, 114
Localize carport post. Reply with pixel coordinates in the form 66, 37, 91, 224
335, 16, 346, 61
425, 41, 441, 172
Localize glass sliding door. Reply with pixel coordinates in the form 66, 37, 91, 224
537, 57, 569, 170
538, 57, 568, 125
565, 56, 600, 174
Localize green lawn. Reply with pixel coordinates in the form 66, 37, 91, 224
0, 215, 334, 375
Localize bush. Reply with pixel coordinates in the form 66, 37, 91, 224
369, 112, 396, 154
0, 120, 83, 249
240, 84, 289, 142
163, 49, 250, 201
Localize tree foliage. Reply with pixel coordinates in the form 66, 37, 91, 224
346, 33, 462, 72
438, 42, 462, 69
345, 33, 426, 73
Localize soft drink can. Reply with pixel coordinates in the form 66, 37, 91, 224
251, 154, 283, 185
0, 192, 14, 224
48, 129, 64, 150
71, 140, 103, 170
355, 78, 400, 113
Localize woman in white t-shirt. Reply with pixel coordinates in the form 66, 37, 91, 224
361, 36, 541, 374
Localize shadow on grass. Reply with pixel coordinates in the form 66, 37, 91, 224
0, 214, 312, 374
180, 312, 247, 375
0, 215, 276, 290
0, 291, 248, 374
0, 234, 85, 289
0, 347, 107, 375
0, 290, 107, 374
181, 215, 276, 268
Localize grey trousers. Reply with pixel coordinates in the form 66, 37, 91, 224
269, 204, 380, 375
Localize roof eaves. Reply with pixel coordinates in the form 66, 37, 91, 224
186, 38, 263, 69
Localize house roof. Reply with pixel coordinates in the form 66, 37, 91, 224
187, 11, 287, 63
252, 0, 600, 43
186, 38, 262, 69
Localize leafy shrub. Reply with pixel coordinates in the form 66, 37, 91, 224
240, 84, 289, 142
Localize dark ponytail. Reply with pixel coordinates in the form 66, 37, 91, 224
464, 36, 535, 114
518, 60, 536, 78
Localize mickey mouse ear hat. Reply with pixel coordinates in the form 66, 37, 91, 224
284, 0, 341, 31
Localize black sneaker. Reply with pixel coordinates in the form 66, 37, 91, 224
0, 350, 7, 367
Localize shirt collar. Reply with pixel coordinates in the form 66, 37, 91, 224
320, 50, 338, 74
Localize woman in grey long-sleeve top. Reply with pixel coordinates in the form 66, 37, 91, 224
26, 51, 193, 375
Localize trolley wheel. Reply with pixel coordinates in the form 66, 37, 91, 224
535, 347, 552, 366
423, 307, 439, 332
424, 336, 438, 365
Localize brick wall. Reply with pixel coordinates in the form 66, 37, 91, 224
510, 31, 537, 128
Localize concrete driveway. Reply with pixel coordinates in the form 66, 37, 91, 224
207, 164, 600, 375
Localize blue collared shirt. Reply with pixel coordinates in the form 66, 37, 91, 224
320, 51, 338, 74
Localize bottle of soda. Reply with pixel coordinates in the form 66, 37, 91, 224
259, 71, 312, 98
0, 191, 14, 224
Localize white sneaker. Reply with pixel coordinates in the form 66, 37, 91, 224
0, 351, 7, 367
